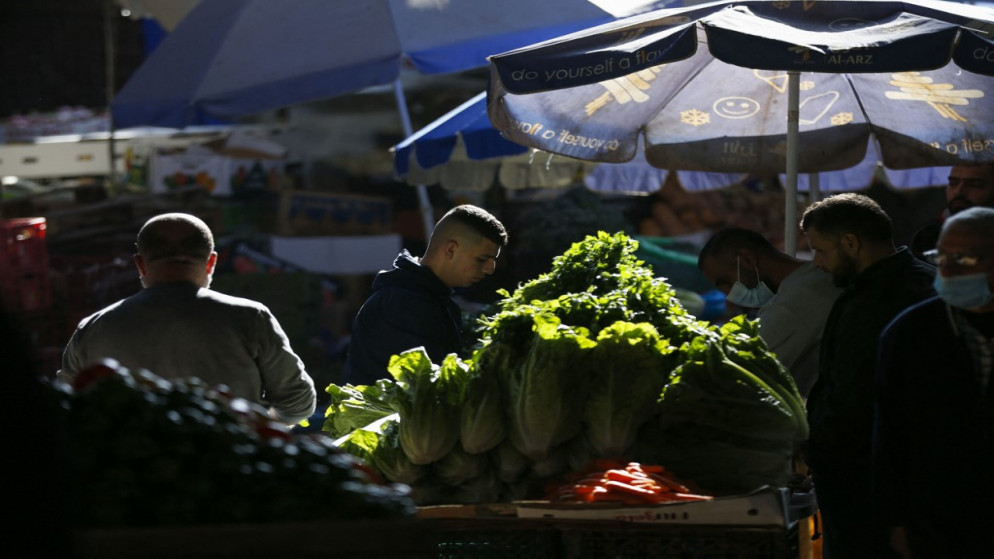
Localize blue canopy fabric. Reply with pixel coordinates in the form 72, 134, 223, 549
111, 0, 684, 128
486, 0, 994, 174
394, 92, 527, 177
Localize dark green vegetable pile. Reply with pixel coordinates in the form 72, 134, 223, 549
52, 361, 415, 528
326, 232, 808, 503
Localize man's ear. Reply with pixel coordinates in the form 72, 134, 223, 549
839, 233, 860, 256
206, 252, 218, 275
134, 253, 146, 277
444, 239, 459, 259
736, 247, 758, 269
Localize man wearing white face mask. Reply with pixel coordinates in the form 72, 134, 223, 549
874, 206, 994, 559
698, 227, 842, 397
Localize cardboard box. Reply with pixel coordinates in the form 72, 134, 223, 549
150, 149, 284, 197
516, 486, 794, 527
275, 190, 392, 236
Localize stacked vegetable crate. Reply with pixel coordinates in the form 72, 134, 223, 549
0, 217, 51, 312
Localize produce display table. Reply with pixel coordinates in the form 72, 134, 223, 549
70, 486, 816, 558
71, 489, 815, 558
71, 517, 800, 559
61, 231, 817, 559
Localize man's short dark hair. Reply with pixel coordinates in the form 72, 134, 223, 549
136, 213, 214, 262
952, 162, 994, 181
439, 204, 508, 247
698, 227, 776, 270
800, 193, 892, 243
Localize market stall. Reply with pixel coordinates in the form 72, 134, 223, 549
48, 231, 815, 558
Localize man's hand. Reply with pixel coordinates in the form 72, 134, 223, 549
268, 406, 297, 428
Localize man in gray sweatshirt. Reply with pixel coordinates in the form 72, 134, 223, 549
59, 212, 316, 425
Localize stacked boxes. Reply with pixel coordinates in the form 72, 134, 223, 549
275, 190, 393, 236
0, 217, 52, 312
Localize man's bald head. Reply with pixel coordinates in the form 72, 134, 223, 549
135, 213, 216, 287
137, 213, 214, 262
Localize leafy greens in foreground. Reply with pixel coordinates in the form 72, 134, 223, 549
583, 321, 675, 457
635, 317, 809, 492
384, 349, 467, 465
324, 232, 809, 502
492, 313, 595, 461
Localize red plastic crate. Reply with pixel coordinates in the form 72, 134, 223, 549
1, 268, 52, 312
1, 218, 49, 278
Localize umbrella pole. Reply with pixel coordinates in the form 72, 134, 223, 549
394, 80, 436, 242
104, 0, 117, 190
784, 71, 800, 257
808, 173, 821, 203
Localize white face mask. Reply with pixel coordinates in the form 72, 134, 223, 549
934, 272, 993, 310
725, 256, 775, 308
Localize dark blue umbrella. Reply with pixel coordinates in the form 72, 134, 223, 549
486, 0, 994, 252
109, 0, 684, 236
110, 0, 691, 129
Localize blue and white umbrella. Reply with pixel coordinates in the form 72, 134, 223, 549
486, 0, 994, 253
393, 90, 951, 193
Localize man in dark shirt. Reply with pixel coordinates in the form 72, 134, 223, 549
343, 204, 508, 386
800, 193, 935, 559
875, 207, 994, 559
910, 163, 994, 259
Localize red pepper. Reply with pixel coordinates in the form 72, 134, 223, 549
605, 468, 647, 484
603, 480, 657, 497
647, 472, 691, 493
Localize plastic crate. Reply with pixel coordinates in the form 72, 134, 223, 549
427, 518, 798, 559
1, 268, 52, 311
0, 217, 49, 276
436, 525, 562, 559
562, 523, 799, 559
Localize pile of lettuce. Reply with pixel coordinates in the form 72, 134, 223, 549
325, 231, 808, 503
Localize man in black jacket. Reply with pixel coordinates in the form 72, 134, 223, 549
875, 207, 994, 559
343, 204, 508, 386
800, 193, 936, 559
910, 163, 994, 260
